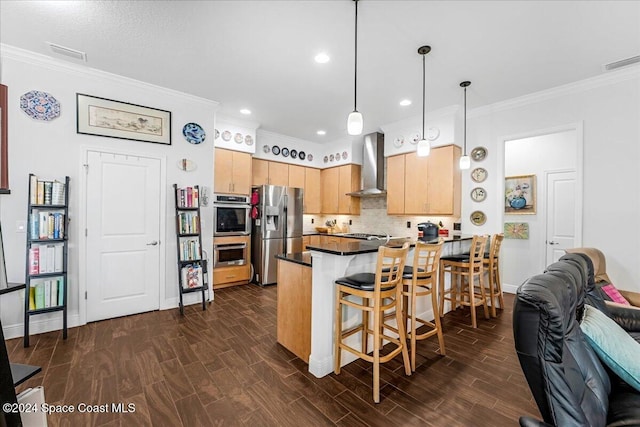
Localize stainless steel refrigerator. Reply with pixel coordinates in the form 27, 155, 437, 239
251, 185, 303, 286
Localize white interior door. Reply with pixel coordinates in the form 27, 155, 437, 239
545, 170, 576, 265
86, 151, 161, 322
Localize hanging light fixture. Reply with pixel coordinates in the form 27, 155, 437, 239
347, 0, 363, 135
459, 81, 471, 169
416, 45, 431, 157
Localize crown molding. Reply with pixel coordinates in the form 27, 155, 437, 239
0, 43, 220, 109
470, 65, 640, 118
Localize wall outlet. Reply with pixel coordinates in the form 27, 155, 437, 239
349, 219, 352, 225
16, 220, 26, 233
406, 221, 411, 228
311, 218, 314, 224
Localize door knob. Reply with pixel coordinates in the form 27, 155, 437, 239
146, 240, 159, 246
548, 241, 559, 245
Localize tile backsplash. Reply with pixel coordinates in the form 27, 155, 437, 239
303, 197, 459, 239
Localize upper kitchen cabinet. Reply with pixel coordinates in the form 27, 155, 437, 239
304, 167, 321, 214
288, 165, 305, 189
388, 144, 461, 216
321, 164, 361, 215
252, 158, 289, 186
214, 148, 252, 195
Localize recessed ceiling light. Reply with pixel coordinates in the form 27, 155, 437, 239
240, 109, 251, 115
314, 53, 330, 64
399, 99, 412, 106
317, 130, 326, 135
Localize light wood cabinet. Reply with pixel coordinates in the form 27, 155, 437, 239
252, 158, 288, 186
321, 164, 361, 215
387, 144, 461, 216
304, 168, 321, 214
212, 235, 251, 289
214, 148, 252, 195
277, 259, 311, 362
288, 165, 306, 189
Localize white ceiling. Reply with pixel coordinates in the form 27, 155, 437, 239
1, 1, 639, 143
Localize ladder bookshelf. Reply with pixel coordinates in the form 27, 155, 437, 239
24, 174, 69, 347
173, 184, 208, 315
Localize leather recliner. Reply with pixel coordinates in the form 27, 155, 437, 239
513, 255, 640, 427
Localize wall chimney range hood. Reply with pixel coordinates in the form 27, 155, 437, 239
347, 132, 386, 197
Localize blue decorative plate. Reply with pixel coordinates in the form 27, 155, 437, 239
298, 151, 306, 160
281, 147, 290, 157
20, 90, 60, 121
182, 122, 206, 144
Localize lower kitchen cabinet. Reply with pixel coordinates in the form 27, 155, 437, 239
276, 259, 311, 362
212, 236, 251, 289
388, 144, 461, 216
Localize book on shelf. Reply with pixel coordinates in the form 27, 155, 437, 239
29, 278, 64, 310
30, 175, 66, 206
34, 284, 45, 310
50, 280, 58, 307
58, 277, 64, 306
30, 211, 65, 240
179, 238, 201, 261
52, 181, 65, 205
44, 281, 51, 308
29, 287, 36, 310
28, 244, 64, 275
181, 264, 204, 289
178, 212, 199, 234
176, 186, 199, 208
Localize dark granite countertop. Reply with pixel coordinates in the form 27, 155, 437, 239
276, 252, 312, 267
305, 234, 474, 256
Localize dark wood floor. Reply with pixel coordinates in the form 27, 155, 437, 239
7, 285, 540, 426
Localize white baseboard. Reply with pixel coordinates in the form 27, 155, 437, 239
503, 283, 518, 295
3, 313, 82, 340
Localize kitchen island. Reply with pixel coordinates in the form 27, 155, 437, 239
277, 235, 473, 378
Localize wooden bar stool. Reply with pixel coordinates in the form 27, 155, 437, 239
334, 243, 411, 403
438, 235, 489, 328
483, 233, 504, 317
401, 240, 445, 371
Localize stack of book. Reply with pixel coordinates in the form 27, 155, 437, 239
28, 279, 64, 310
28, 244, 64, 275
179, 239, 201, 261
176, 186, 199, 208
29, 211, 65, 240
178, 212, 199, 234
180, 264, 204, 289
30, 175, 66, 205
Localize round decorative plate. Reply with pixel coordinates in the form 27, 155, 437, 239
393, 136, 404, 148
263, 145, 271, 154
222, 130, 232, 141
323, 156, 328, 163
471, 146, 488, 161
272, 145, 281, 155
410, 132, 421, 144
308, 154, 313, 161
245, 135, 254, 146
427, 127, 440, 141
234, 133, 244, 144
329, 154, 335, 162
471, 167, 488, 183
335, 152, 340, 160
20, 90, 60, 121
290, 149, 298, 159
342, 151, 348, 160
470, 210, 487, 226
470, 187, 487, 202
182, 122, 206, 144
177, 158, 197, 171
281, 147, 290, 157
215, 129, 220, 140
299, 151, 306, 160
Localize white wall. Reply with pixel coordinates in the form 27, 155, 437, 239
461, 67, 640, 292
0, 45, 219, 338
502, 131, 577, 289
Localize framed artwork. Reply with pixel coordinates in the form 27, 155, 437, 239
0, 84, 8, 192
504, 222, 529, 239
505, 174, 536, 214
76, 93, 171, 145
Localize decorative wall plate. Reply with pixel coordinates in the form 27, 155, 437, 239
215, 129, 220, 139
323, 156, 328, 163
427, 127, 440, 141
234, 133, 243, 144
470, 187, 487, 202
471, 146, 488, 161
470, 210, 487, 226
263, 145, 271, 153
393, 136, 404, 148
290, 149, 298, 159
272, 145, 281, 155
299, 151, 306, 160
20, 90, 61, 121
329, 154, 335, 162
182, 122, 206, 144
245, 135, 254, 145
222, 130, 232, 141
307, 154, 313, 161
410, 132, 421, 144
342, 151, 348, 160
177, 158, 197, 171
471, 167, 488, 183
281, 147, 290, 157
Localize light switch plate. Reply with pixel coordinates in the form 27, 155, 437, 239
16, 220, 26, 233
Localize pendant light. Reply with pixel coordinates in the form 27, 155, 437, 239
416, 45, 431, 157
459, 81, 471, 170
347, 0, 363, 135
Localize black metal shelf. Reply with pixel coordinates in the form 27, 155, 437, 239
174, 184, 209, 315
24, 174, 70, 347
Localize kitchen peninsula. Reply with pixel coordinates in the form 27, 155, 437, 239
276, 235, 473, 378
